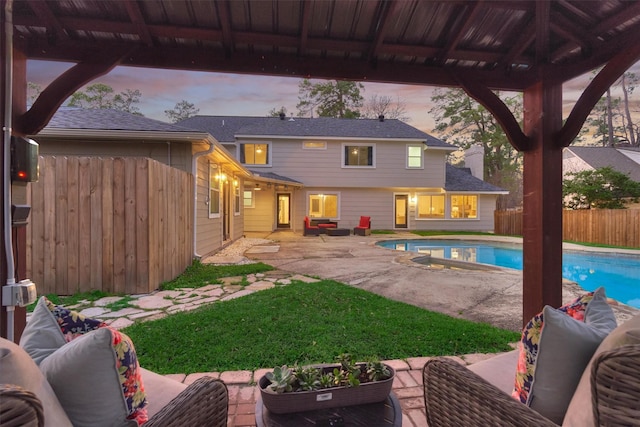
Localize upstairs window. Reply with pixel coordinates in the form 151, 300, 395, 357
240, 143, 269, 165
303, 141, 327, 149
407, 145, 423, 168
343, 144, 375, 167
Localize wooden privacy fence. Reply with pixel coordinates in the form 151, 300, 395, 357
27, 156, 194, 296
495, 209, 640, 248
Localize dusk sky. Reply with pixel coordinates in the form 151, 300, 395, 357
27, 59, 640, 135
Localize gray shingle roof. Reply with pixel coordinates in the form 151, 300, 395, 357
248, 170, 302, 184
567, 147, 640, 182
44, 107, 196, 133
445, 164, 506, 192
178, 115, 454, 148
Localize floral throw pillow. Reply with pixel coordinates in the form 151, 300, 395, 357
44, 297, 108, 342
40, 327, 148, 426
512, 291, 596, 404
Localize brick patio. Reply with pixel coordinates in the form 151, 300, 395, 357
165, 353, 500, 427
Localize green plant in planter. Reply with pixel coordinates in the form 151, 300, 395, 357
366, 359, 391, 382
265, 365, 296, 393
265, 354, 392, 394
293, 365, 321, 391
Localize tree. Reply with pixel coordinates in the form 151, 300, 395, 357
268, 106, 288, 117
361, 94, 410, 121
113, 89, 142, 115
429, 88, 523, 209
27, 82, 42, 105
586, 94, 624, 146
67, 83, 142, 114
563, 166, 640, 209
296, 79, 364, 118
164, 100, 199, 123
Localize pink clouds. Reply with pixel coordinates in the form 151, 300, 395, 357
26, 59, 640, 135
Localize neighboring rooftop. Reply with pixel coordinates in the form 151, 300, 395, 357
41, 107, 197, 133
178, 115, 455, 149
565, 146, 640, 182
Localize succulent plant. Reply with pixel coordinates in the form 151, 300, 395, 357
264, 355, 390, 393
294, 364, 321, 391
366, 359, 391, 382
265, 365, 295, 393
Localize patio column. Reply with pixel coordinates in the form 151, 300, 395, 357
521, 78, 563, 326
1, 0, 29, 341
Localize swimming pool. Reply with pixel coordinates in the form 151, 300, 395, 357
377, 239, 640, 309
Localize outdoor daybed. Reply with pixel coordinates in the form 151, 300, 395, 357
423, 289, 640, 427
0, 297, 228, 426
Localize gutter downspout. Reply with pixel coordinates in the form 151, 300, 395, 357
192, 140, 214, 258
3, 0, 16, 342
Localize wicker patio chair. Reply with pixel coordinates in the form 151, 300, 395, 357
0, 377, 228, 427
0, 384, 44, 427
423, 344, 640, 427
423, 358, 556, 427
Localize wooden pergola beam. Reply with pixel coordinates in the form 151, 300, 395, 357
14, 49, 130, 135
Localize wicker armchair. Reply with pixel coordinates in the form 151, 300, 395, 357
0, 377, 228, 427
423, 344, 640, 427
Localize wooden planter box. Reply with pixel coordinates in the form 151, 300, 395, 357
258, 363, 395, 414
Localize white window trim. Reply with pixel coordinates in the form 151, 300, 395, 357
449, 194, 480, 220
414, 192, 446, 221
238, 141, 272, 167
234, 183, 241, 216
306, 191, 341, 220
406, 144, 424, 169
341, 142, 376, 168
302, 140, 327, 150
243, 189, 255, 209
208, 163, 221, 219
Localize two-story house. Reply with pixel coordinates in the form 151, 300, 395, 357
179, 114, 507, 234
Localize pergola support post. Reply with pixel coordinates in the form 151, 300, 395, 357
521, 79, 564, 326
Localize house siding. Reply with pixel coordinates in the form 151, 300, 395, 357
292, 188, 497, 232
240, 138, 448, 188
244, 187, 276, 232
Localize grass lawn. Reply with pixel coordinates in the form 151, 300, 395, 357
123, 279, 520, 374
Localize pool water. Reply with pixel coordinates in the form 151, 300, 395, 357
378, 239, 640, 309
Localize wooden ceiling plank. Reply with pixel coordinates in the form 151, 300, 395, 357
123, 0, 153, 46
535, 0, 551, 64
298, 0, 311, 55
216, 0, 234, 55
499, 23, 535, 70
594, 1, 640, 34
437, 0, 483, 66
25, 0, 68, 41
367, 0, 398, 62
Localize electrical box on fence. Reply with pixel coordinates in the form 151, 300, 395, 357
11, 136, 39, 183
2, 280, 37, 307
11, 205, 31, 226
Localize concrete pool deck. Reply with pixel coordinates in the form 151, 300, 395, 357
240, 231, 639, 331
